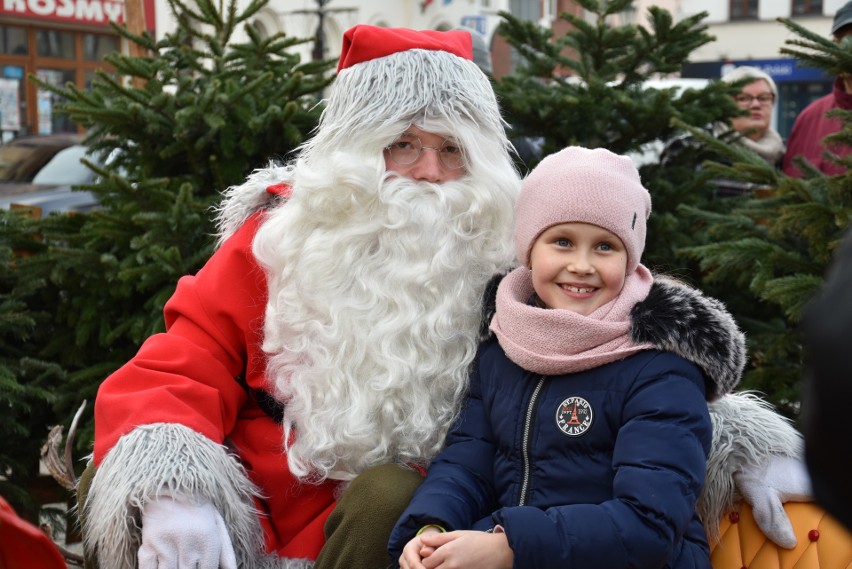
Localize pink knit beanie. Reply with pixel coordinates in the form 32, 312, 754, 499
515, 146, 652, 273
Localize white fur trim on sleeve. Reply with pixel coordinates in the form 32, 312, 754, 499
699, 392, 803, 544
82, 423, 312, 569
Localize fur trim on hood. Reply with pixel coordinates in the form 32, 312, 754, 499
214, 163, 288, 246
629, 275, 745, 401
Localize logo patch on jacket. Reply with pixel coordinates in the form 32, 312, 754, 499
556, 396, 593, 436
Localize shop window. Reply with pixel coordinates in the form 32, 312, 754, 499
792, 0, 823, 15
0, 67, 25, 135
509, 0, 540, 21
37, 30, 75, 59
1, 26, 28, 55
83, 33, 119, 61
730, 0, 758, 20
250, 19, 271, 41
1, 25, 116, 135
619, 4, 638, 25
36, 68, 76, 134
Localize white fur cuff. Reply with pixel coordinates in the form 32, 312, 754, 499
700, 392, 803, 544
83, 423, 267, 569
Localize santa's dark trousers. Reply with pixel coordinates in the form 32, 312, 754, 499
316, 464, 424, 569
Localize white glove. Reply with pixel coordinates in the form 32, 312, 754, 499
733, 455, 813, 549
139, 495, 237, 569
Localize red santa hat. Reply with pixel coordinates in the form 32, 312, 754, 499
337, 25, 473, 71
298, 24, 506, 168
216, 25, 515, 244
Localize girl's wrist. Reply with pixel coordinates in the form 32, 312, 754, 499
416, 524, 446, 536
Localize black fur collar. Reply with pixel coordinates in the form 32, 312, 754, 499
480, 273, 745, 401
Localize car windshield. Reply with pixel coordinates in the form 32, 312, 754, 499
32, 145, 98, 185
0, 143, 65, 182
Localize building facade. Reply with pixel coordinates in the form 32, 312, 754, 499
0, 0, 156, 138
209, 0, 848, 139
2, 0, 847, 140
679, 0, 844, 138
245, 0, 520, 76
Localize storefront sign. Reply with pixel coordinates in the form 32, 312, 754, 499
1, 0, 155, 30
683, 58, 830, 83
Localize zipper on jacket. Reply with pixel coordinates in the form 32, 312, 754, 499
518, 376, 545, 506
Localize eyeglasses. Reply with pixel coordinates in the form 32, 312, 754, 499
385, 133, 466, 170
734, 93, 775, 107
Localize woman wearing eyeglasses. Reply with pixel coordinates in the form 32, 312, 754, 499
661, 65, 784, 197
719, 66, 785, 167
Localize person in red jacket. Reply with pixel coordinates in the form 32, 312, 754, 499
782, 1, 852, 177
82, 25, 519, 569
0, 495, 67, 569
80, 24, 812, 569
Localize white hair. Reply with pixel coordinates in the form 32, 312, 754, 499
299, 48, 508, 170
220, 42, 519, 481
254, 145, 516, 481
215, 47, 512, 244
721, 65, 778, 98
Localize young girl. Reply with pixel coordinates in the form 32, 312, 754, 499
388, 146, 746, 569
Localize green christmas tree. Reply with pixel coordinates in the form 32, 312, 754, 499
0, 0, 331, 517
0, 226, 64, 516
493, 0, 744, 273
493, 0, 820, 415
677, 17, 852, 416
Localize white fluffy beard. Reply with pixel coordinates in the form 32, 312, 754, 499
252, 155, 515, 482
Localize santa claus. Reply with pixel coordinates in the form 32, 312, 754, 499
80, 24, 809, 569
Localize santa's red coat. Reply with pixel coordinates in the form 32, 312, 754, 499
93, 212, 337, 559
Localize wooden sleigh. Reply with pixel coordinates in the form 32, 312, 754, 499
710, 502, 852, 569
29, 402, 852, 569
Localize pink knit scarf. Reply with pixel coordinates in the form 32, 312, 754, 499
489, 265, 655, 375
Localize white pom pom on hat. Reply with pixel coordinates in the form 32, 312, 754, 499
514, 146, 652, 274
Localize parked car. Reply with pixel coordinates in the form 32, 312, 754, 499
0, 134, 101, 216
0, 134, 84, 182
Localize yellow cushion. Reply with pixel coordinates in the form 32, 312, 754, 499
710, 502, 852, 569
